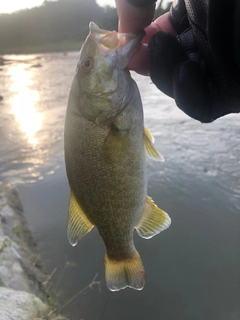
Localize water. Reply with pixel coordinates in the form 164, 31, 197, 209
0, 52, 240, 320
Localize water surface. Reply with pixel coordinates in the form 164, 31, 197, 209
0, 52, 240, 320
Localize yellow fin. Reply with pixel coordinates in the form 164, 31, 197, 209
143, 126, 164, 162
144, 126, 155, 143
105, 250, 145, 292
67, 191, 94, 246
136, 196, 171, 239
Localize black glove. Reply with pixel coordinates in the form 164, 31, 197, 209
148, 0, 240, 122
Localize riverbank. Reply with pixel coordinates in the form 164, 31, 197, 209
0, 182, 66, 320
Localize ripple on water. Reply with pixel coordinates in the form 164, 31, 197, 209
0, 53, 70, 184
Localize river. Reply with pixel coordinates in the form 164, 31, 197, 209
0, 52, 240, 320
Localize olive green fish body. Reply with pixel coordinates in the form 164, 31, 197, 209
65, 77, 146, 260
64, 22, 171, 291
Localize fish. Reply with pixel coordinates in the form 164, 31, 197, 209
64, 22, 171, 292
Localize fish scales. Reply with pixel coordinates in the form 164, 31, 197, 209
65, 84, 146, 256
64, 22, 171, 291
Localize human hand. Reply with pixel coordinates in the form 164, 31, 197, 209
115, 0, 176, 75
148, 0, 240, 122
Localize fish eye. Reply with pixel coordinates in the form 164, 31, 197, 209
81, 58, 92, 71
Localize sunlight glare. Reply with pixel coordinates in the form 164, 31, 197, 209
96, 0, 115, 7
0, 0, 44, 14
8, 64, 43, 146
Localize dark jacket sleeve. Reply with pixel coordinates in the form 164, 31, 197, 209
148, 0, 240, 122
127, 0, 156, 7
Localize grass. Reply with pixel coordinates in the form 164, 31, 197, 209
0, 277, 5, 286
0, 238, 10, 253
12, 225, 24, 240
0, 40, 83, 55
39, 260, 101, 320
61, 272, 101, 310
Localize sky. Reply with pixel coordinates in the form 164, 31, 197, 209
0, 0, 115, 14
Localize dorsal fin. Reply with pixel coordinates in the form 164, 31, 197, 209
143, 126, 164, 162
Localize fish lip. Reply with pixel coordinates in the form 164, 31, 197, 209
89, 22, 110, 35
88, 22, 145, 70
89, 21, 145, 38
87, 86, 118, 97
89, 21, 145, 47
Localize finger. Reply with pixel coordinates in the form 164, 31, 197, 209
143, 22, 162, 44
115, 0, 155, 33
143, 13, 177, 44
154, 13, 177, 36
127, 13, 178, 75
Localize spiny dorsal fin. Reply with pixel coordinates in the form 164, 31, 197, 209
136, 196, 171, 239
143, 126, 164, 162
67, 191, 94, 246
105, 249, 145, 291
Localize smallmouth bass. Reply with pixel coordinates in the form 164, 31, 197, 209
64, 22, 171, 291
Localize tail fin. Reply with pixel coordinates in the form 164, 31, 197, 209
104, 249, 145, 291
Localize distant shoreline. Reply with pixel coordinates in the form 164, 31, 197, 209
0, 40, 83, 55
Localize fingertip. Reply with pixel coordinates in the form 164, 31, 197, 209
143, 13, 177, 45
143, 22, 161, 44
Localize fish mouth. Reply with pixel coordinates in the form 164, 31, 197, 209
89, 21, 145, 49
88, 86, 118, 98
89, 22, 109, 35
89, 22, 145, 69
89, 22, 120, 49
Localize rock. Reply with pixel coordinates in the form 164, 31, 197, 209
0, 287, 48, 320
0, 187, 46, 297
0, 96, 3, 101
0, 183, 67, 319
0, 57, 4, 66
0, 235, 33, 292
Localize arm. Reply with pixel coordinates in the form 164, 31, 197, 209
148, 0, 240, 122
116, 0, 240, 122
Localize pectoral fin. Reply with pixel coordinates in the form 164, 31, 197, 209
143, 126, 164, 162
136, 196, 171, 239
67, 191, 94, 246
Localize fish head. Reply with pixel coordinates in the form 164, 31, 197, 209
77, 22, 144, 96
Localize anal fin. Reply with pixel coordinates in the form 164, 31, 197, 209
136, 196, 171, 239
143, 126, 164, 162
67, 191, 94, 246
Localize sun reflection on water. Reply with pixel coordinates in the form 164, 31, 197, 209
8, 64, 43, 145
